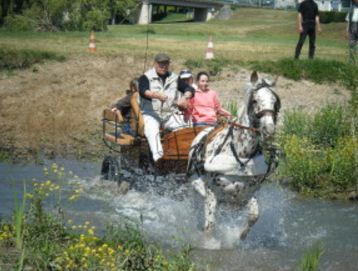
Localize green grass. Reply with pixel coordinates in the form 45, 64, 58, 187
248, 58, 358, 108
0, 7, 349, 62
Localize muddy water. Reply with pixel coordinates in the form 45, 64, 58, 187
0, 159, 357, 270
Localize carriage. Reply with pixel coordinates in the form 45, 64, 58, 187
100, 72, 281, 238
100, 92, 207, 184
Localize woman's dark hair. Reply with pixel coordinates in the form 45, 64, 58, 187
129, 78, 139, 93
196, 71, 209, 82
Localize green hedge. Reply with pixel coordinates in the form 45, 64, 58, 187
0, 48, 65, 70
320, 11, 346, 24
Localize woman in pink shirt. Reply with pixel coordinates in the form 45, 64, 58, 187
187, 71, 231, 126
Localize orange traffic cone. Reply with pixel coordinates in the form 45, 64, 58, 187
88, 31, 96, 52
205, 36, 214, 59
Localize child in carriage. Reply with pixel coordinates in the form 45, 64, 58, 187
111, 78, 139, 136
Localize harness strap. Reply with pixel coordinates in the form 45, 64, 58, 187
210, 124, 234, 162
229, 142, 245, 168
187, 133, 209, 177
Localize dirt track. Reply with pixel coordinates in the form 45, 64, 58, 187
0, 56, 351, 160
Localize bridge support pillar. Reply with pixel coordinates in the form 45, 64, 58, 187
138, 0, 152, 25
194, 8, 210, 22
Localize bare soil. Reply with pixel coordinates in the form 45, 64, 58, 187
0, 56, 351, 161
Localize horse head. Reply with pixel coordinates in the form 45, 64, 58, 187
246, 71, 281, 142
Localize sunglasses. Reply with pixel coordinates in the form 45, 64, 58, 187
157, 62, 170, 68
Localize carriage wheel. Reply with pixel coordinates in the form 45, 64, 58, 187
101, 156, 122, 185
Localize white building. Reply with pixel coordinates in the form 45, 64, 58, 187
275, 0, 343, 11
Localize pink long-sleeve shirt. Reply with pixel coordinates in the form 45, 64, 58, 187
187, 88, 224, 124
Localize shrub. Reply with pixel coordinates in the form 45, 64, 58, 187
278, 105, 357, 198
3, 15, 36, 31
83, 9, 110, 31
328, 137, 358, 192
320, 11, 346, 24
184, 59, 204, 70
0, 48, 65, 71
184, 57, 231, 76
309, 105, 352, 147
206, 57, 231, 76
280, 135, 330, 194
280, 109, 310, 138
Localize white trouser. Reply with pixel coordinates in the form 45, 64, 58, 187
143, 114, 163, 162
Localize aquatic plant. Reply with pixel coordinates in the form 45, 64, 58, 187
299, 242, 324, 271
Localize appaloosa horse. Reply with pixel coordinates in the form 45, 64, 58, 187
187, 71, 281, 239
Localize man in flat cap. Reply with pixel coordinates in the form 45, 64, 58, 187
138, 53, 195, 163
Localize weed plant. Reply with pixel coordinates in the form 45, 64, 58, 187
299, 242, 324, 271
0, 47, 65, 71
278, 105, 357, 197
225, 100, 238, 117
0, 164, 196, 271
184, 57, 231, 76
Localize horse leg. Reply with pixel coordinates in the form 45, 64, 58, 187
191, 175, 206, 197
204, 188, 217, 233
240, 197, 259, 240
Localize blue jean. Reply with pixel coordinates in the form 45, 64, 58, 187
193, 122, 216, 127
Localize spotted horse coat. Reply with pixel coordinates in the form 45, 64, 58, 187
187, 71, 281, 239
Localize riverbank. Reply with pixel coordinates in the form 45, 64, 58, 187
0, 55, 351, 162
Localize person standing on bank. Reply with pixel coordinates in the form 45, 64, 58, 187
138, 53, 195, 162
346, 0, 358, 64
294, 0, 321, 59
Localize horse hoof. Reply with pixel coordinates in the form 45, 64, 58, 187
117, 181, 129, 195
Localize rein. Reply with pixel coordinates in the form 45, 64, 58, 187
229, 120, 260, 133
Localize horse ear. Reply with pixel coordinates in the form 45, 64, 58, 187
250, 71, 258, 84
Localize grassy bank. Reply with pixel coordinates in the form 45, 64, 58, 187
277, 104, 357, 199
0, 165, 195, 270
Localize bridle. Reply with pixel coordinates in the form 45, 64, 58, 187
247, 81, 281, 125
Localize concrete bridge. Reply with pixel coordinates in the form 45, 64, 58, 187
138, 0, 227, 24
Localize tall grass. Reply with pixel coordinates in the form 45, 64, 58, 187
278, 105, 357, 197
0, 47, 65, 71
299, 243, 324, 271
13, 184, 26, 250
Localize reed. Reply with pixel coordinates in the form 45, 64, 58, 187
299, 243, 324, 271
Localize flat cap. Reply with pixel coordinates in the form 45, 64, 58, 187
154, 53, 170, 62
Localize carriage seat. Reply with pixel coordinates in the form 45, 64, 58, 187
102, 109, 135, 145
130, 92, 145, 137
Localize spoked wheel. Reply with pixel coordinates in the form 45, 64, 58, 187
101, 156, 121, 185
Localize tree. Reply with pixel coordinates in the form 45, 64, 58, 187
109, 0, 138, 24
